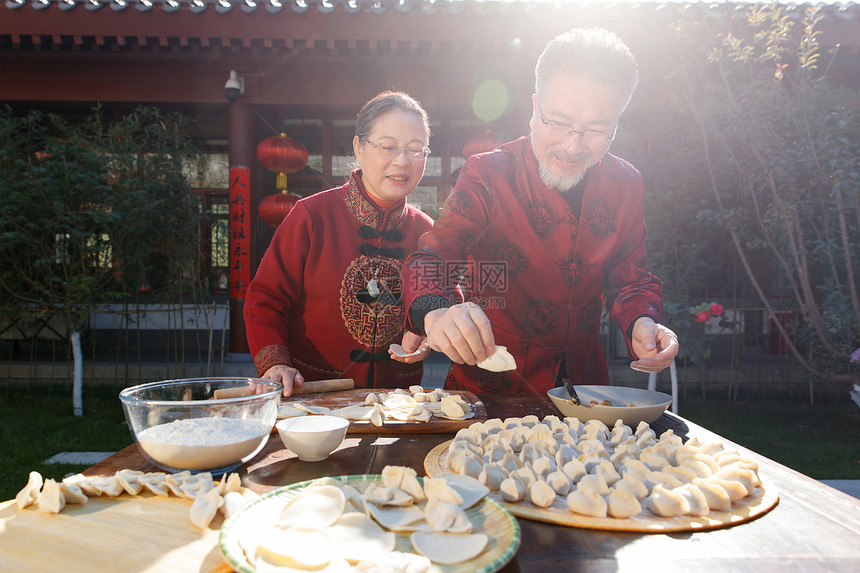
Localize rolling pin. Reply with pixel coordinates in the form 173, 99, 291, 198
213, 378, 354, 399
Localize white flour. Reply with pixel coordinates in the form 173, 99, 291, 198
137, 416, 270, 471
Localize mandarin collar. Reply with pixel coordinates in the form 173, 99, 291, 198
345, 169, 408, 231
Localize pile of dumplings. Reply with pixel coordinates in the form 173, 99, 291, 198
14, 468, 258, 529
446, 415, 762, 520
283, 385, 475, 426
237, 466, 492, 572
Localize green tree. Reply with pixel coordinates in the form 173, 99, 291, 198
0, 106, 203, 415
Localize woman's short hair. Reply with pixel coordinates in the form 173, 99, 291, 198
535, 27, 639, 109
354, 91, 431, 142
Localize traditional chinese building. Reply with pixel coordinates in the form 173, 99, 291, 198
2, 0, 859, 354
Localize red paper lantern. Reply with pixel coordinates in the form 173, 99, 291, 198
258, 191, 301, 229
256, 132, 309, 191
462, 129, 502, 158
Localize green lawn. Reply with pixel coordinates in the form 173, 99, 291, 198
0, 385, 134, 503
1, 385, 857, 502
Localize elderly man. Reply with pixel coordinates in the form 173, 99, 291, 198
403, 27, 679, 394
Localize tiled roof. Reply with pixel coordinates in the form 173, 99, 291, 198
2, 0, 857, 15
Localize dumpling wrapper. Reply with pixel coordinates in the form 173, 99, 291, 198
325, 512, 396, 563
280, 485, 346, 529
411, 532, 489, 565
353, 551, 431, 573
389, 343, 422, 358
293, 403, 331, 416
332, 405, 374, 421
256, 526, 335, 570
278, 404, 309, 418
476, 345, 517, 372
362, 499, 426, 531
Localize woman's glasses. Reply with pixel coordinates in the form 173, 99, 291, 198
364, 139, 430, 161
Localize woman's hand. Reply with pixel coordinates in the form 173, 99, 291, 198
262, 364, 305, 397
389, 331, 431, 364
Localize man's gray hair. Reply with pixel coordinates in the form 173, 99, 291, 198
535, 27, 639, 109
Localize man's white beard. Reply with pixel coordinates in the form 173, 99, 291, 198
539, 152, 589, 192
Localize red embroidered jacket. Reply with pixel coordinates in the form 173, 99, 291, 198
403, 136, 663, 394
245, 171, 434, 388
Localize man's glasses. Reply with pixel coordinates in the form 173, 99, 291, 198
537, 100, 616, 145
364, 139, 430, 161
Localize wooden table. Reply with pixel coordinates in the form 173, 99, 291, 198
81, 394, 860, 572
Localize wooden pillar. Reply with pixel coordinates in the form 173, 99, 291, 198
228, 101, 254, 355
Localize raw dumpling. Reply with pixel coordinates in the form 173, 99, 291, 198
716, 466, 760, 495
138, 472, 170, 497
37, 478, 66, 514
423, 478, 464, 506
566, 488, 608, 517
676, 483, 710, 516
531, 455, 557, 479
478, 463, 508, 491
606, 488, 642, 518
545, 470, 572, 496
591, 459, 621, 486
189, 486, 223, 529
370, 403, 386, 427
561, 459, 587, 483
528, 479, 557, 509
15, 471, 43, 509
499, 476, 526, 502
363, 484, 414, 507
58, 481, 88, 505
691, 478, 732, 511
381, 466, 426, 502
423, 499, 472, 533
576, 473, 609, 495
510, 466, 538, 489
663, 465, 698, 484
116, 469, 145, 496
646, 484, 690, 517
476, 345, 517, 372
613, 474, 649, 500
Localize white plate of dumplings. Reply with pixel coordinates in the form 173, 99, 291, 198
424, 415, 779, 533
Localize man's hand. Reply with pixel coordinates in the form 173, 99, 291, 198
389, 331, 432, 364
424, 302, 495, 365
262, 364, 305, 397
630, 317, 679, 373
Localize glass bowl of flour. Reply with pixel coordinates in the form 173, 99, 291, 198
119, 377, 282, 474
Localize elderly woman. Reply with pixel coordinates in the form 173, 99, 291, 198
244, 91, 434, 396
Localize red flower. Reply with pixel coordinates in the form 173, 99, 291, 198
696, 312, 710, 323
709, 303, 724, 316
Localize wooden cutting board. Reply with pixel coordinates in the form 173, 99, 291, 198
281, 389, 487, 434
0, 495, 231, 573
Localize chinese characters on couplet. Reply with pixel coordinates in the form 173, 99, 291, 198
229, 167, 251, 298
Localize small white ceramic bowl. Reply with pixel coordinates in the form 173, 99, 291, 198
547, 385, 673, 427
275, 415, 350, 462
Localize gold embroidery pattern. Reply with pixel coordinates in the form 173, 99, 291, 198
340, 255, 405, 347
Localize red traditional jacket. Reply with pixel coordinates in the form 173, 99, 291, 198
403, 136, 663, 395
245, 170, 434, 389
